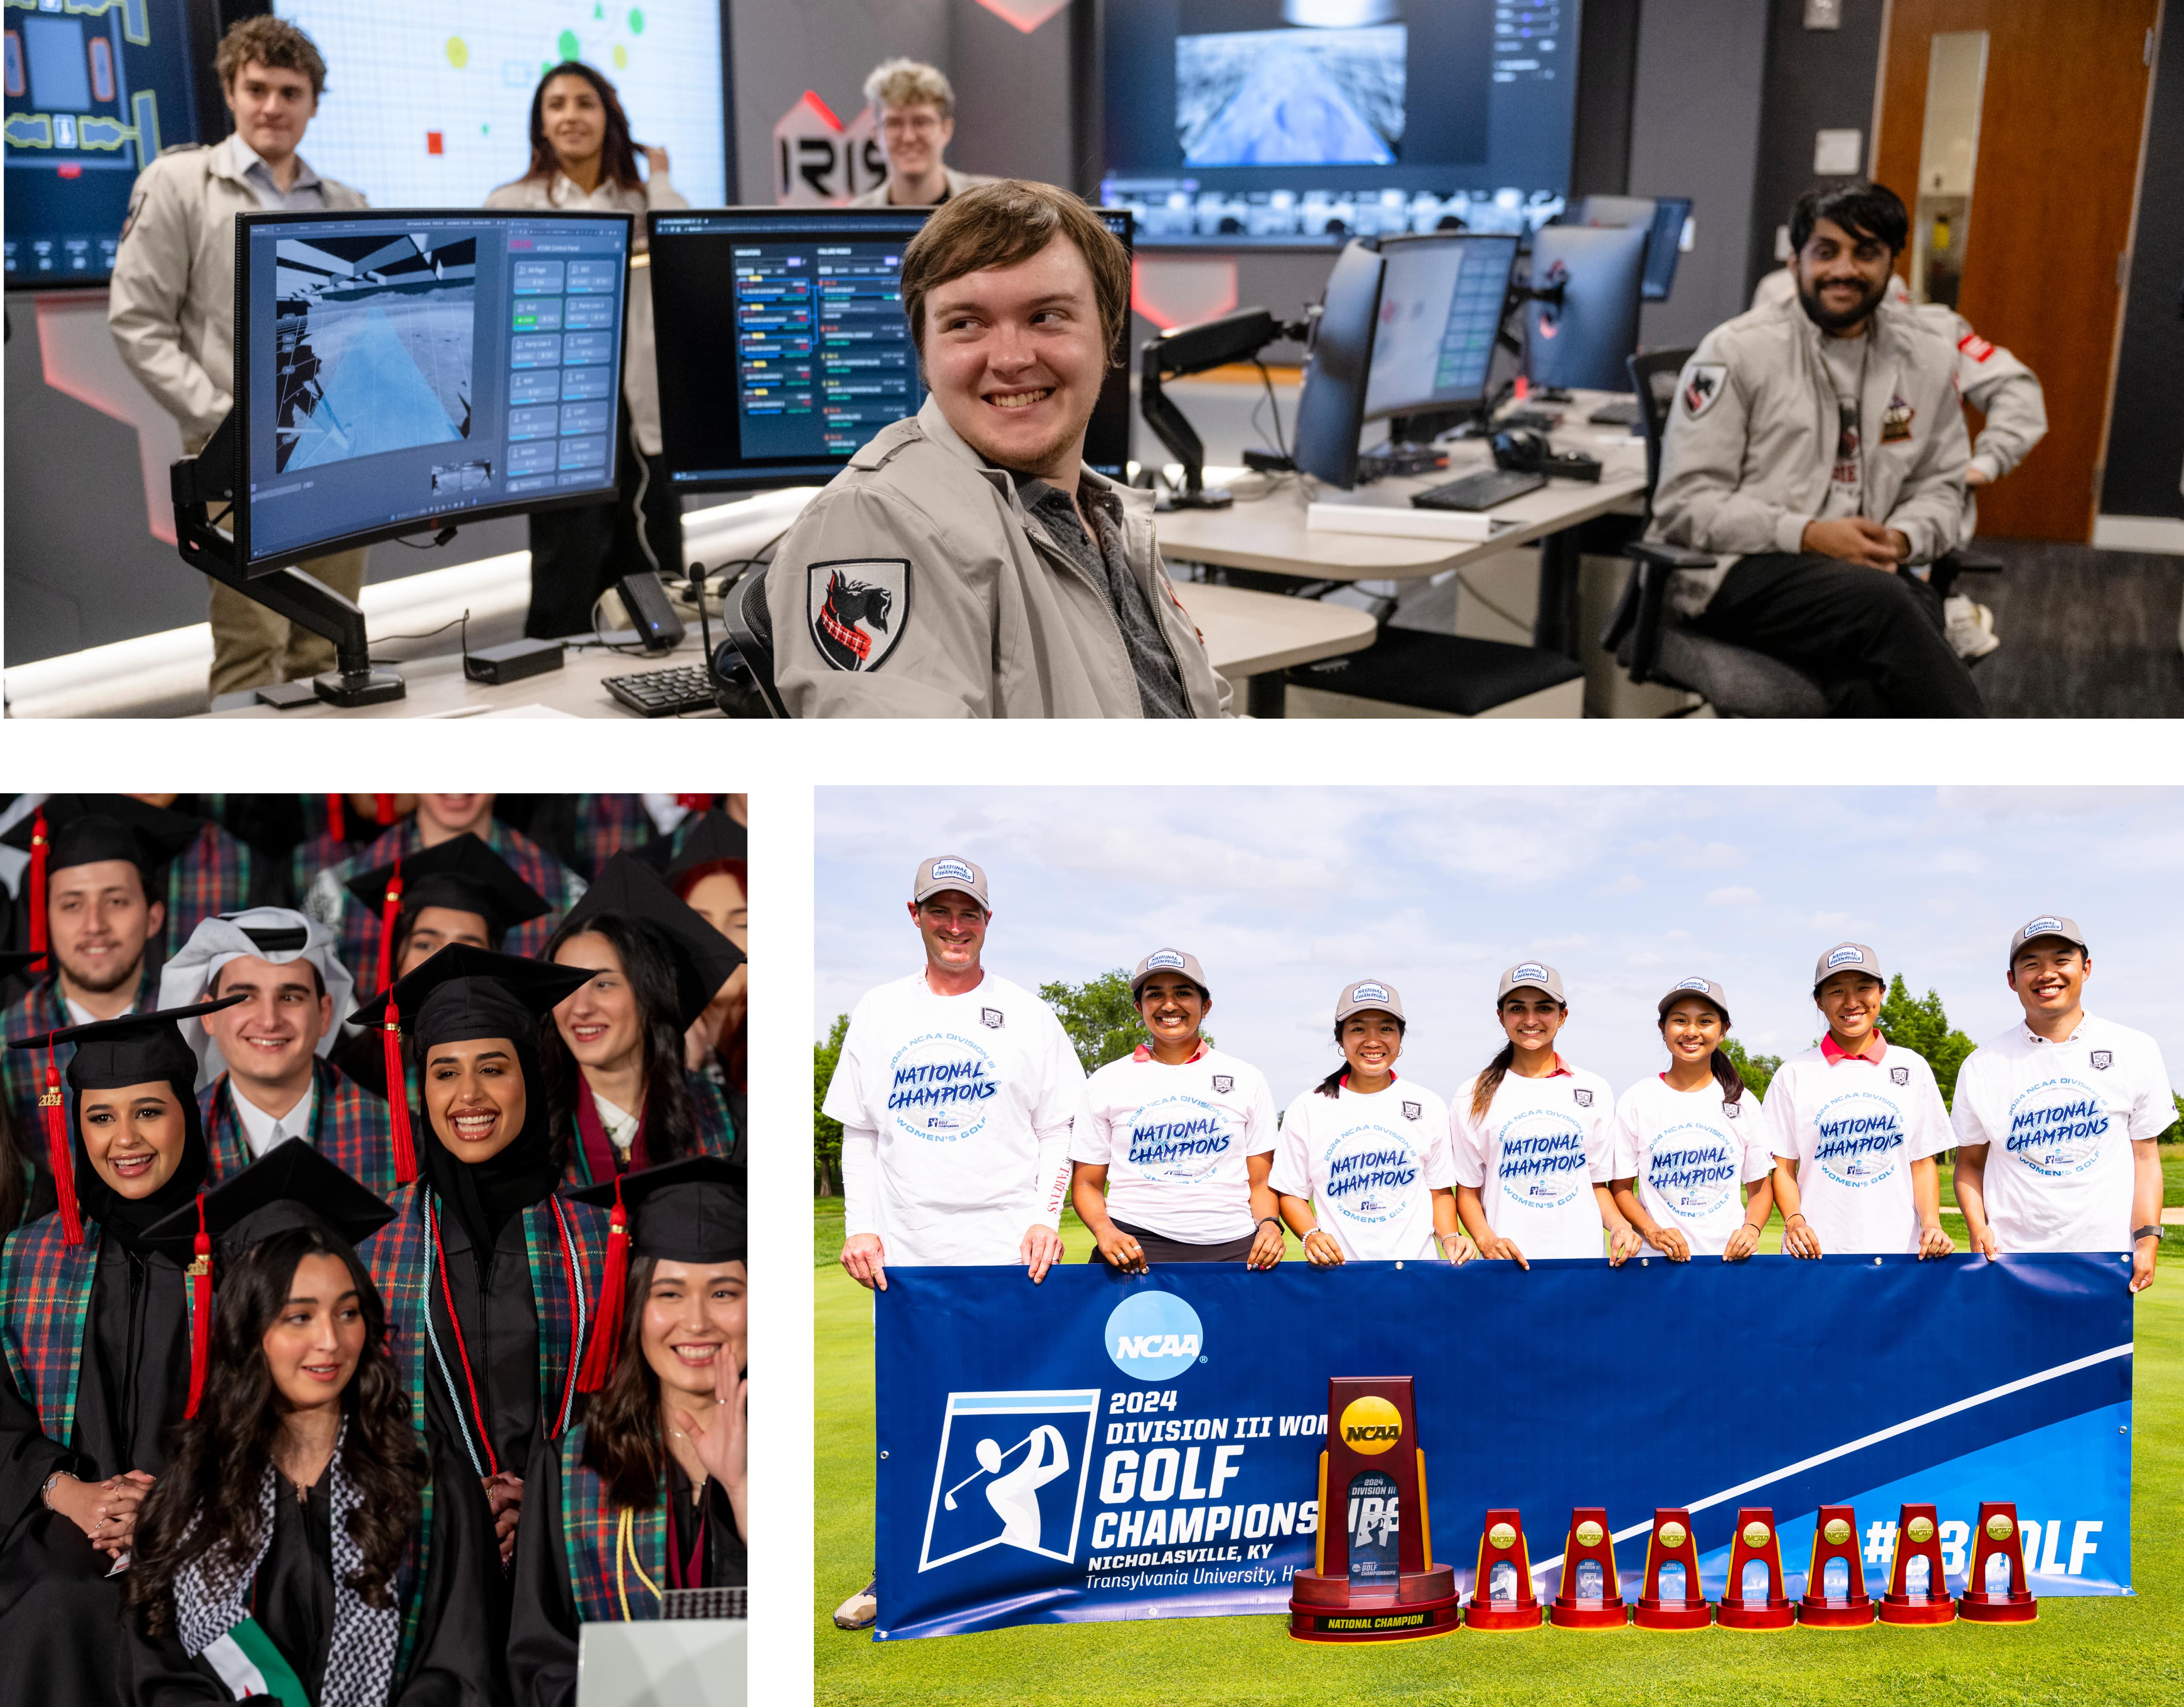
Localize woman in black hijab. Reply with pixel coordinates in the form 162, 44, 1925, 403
0, 995, 243, 1707
355, 948, 611, 1575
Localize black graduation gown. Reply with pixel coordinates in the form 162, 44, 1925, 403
505, 1430, 747, 1707
0, 1230, 190, 1707
424, 1208, 542, 1482
120, 1430, 505, 1707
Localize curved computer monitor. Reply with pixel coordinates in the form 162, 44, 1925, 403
1524, 224, 1648, 393
1362, 233, 1519, 423
1292, 240, 1386, 491
235, 207, 634, 572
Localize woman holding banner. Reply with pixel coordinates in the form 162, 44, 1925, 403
1269, 980, 1473, 1266
1069, 950, 1284, 1272
1451, 961, 1640, 1267
1607, 978, 1776, 1261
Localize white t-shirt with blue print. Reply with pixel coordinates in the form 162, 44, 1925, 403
1271, 1077, 1454, 1262
1611, 1074, 1774, 1256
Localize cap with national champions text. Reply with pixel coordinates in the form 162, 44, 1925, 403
1812, 941, 1883, 991
1131, 948, 1209, 997
1496, 960, 1565, 1003
912, 855, 988, 908
1335, 979, 1404, 1024
1657, 975, 1731, 1025
2008, 914, 2087, 965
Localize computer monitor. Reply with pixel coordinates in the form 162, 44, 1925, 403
234, 208, 633, 572
1524, 225, 1647, 393
1568, 194, 1691, 302
1291, 240, 1386, 491
1362, 233, 1519, 423
651, 206, 1136, 494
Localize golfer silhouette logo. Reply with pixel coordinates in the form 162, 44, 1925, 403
919, 1390, 1101, 1572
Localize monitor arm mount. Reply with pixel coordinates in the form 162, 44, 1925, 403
1140, 307, 1312, 509
171, 413, 404, 708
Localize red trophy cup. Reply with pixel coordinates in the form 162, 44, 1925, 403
1877, 1503, 1956, 1625
1632, 1508, 1710, 1630
1957, 1502, 2038, 1624
1287, 1377, 1460, 1643
1464, 1509, 1543, 1630
1796, 1504, 1876, 1627
1715, 1508, 1795, 1631
1548, 1508, 1627, 1629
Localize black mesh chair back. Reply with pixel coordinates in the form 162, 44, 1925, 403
1626, 347, 1694, 510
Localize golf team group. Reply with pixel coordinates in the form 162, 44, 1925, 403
822, 856, 2174, 1630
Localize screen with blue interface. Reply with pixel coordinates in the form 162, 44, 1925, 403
4, 0, 202, 286
1364, 233, 1517, 419
240, 209, 629, 567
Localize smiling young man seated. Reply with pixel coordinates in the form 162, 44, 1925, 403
763, 179, 1232, 718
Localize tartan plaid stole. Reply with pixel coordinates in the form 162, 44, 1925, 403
570, 796, 655, 881
557, 1071, 742, 1192
363, 1185, 608, 1463
337, 822, 579, 998
0, 1213, 100, 1440
164, 823, 255, 963
201, 1061, 401, 1200
557, 1425, 667, 1624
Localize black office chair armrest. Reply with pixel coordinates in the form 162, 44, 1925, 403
1615, 542, 1713, 686
1625, 540, 1718, 571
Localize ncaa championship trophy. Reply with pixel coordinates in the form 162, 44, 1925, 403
1465, 1509, 1544, 1630
1287, 1377, 1460, 1642
1958, 1502, 2039, 1623
1797, 1504, 1877, 1627
1715, 1508, 1796, 1630
1632, 1508, 1710, 1630
1877, 1502, 1956, 1625
1548, 1507, 1628, 1629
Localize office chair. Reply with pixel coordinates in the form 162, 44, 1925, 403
1601, 348, 1831, 717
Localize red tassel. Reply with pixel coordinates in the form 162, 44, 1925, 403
41, 1047, 81, 1247
326, 794, 345, 843
373, 859, 403, 996
383, 996, 417, 1185
575, 1181, 628, 1393
675, 793, 712, 814
27, 808, 48, 958
184, 1195, 212, 1419
373, 793, 396, 827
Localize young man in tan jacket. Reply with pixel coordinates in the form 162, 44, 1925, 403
107, 16, 368, 699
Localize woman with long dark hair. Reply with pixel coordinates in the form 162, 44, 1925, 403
542, 855, 743, 1191
1268, 981, 1472, 1267
509, 1158, 746, 1706
485, 60, 690, 642
1608, 978, 1776, 1262
120, 1143, 501, 1704
352, 947, 612, 1576
1450, 961, 1640, 1267
0, 997, 242, 1705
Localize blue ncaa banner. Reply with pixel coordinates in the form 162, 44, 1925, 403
872, 1254, 2134, 1640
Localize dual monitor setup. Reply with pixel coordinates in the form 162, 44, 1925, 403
173, 192, 1683, 708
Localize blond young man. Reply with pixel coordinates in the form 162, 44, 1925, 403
847, 59, 992, 208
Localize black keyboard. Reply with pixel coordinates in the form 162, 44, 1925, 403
604, 664, 716, 716
1411, 469, 1547, 512
1589, 398, 1642, 425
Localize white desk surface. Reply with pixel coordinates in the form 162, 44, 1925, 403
197, 579, 1373, 719
1154, 388, 1650, 582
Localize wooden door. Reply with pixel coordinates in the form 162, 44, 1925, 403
1873, 0, 2161, 541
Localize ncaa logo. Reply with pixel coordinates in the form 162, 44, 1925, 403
1104, 1291, 1204, 1382
919, 1389, 1100, 1572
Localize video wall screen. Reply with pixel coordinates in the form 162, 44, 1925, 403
1102, 0, 1578, 247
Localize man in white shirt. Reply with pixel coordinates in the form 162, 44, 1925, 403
824, 854, 1084, 1628
1764, 943, 1955, 1258
1951, 915, 2173, 1292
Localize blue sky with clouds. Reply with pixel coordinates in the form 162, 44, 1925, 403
816, 787, 2184, 1108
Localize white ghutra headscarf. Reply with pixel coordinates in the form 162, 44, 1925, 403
157, 909, 357, 1091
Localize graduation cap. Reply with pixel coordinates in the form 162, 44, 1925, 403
1, 796, 203, 958
349, 945, 594, 1185
0, 948, 49, 984
140, 1137, 394, 1418
344, 833, 551, 992
5, 995, 246, 1247
556, 852, 746, 1033
569, 1156, 747, 1391
658, 812, 747, 885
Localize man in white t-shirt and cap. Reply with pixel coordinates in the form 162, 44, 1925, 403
1070, 948, 1283, 1271
1951, 915, 2174, 1293
823, 854, 1084, 1629
1763, 941, 1955, 1258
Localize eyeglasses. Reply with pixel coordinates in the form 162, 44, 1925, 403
881, 112, 944, 137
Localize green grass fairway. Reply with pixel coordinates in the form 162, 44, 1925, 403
815, 1202, 2184, 1706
